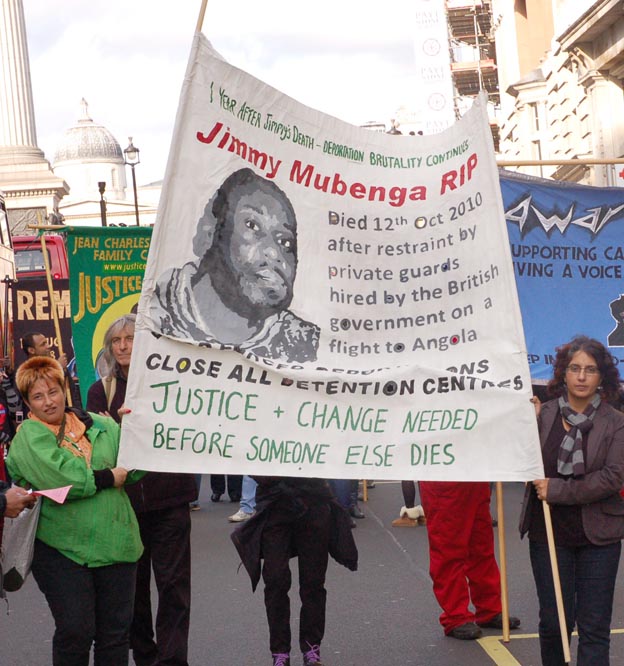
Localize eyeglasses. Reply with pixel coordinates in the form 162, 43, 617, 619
566, 364, 600, 376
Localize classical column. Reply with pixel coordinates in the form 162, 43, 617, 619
579, 69, 622, 187
0, 0, 43, 162
0, 0, 68, 231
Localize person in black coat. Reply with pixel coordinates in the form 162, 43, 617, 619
86, 314, 197, 666
231, 476, 357, 666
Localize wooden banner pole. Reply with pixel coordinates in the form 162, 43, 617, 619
495, 482, 510, 643
543, 501, 571, 663
36, 217, 72, 407
196, 0, 209, 32
27, 223, 66, 231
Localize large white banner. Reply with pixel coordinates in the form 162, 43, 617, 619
119, 33, 543, 481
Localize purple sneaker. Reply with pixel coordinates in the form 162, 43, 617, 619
272, 653, 290, 666
303, 644, 323, 666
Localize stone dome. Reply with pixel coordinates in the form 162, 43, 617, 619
53, 99, 123, 165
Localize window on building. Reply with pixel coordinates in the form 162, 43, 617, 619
531, 102, 540, 131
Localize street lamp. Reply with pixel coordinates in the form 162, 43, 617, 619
123, 137, 140, 226
98, 181, 107, 227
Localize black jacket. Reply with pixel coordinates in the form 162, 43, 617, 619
519, 398, 624, 546
0, 480, 9, 518
231, 477, 358, 591
86, 372, 197, 513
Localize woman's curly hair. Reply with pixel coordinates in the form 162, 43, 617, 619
546, 335, 621, 403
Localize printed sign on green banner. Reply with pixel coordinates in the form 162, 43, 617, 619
66, 226, 152, 404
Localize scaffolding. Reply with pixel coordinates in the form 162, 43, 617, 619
446, 0, 500, 147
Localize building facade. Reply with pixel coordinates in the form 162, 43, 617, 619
53, 100, 158, 227
0, 0, 158, 229
494, 0, 624, 186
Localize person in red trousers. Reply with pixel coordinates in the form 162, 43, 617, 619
419, 481, 520, 640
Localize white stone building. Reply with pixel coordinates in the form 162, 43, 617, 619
53, 99, 158, 227
0, 0, 67, 232
494, 0, 624, 186
0, 0, 159, 230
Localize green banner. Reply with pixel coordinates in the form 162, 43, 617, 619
66, 226, 152, 404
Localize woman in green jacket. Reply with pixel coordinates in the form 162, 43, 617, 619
6, 356, 143, 666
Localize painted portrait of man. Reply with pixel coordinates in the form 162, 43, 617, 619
150, 168, 319, 362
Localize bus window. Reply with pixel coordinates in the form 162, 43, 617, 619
14, 247, 47, 273
13, 235, 68, 280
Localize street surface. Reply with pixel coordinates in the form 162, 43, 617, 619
1, 481, 624, 666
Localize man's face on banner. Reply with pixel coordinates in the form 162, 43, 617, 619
217, 186, 297, 313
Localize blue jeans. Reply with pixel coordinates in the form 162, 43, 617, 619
190, 474, 202, 506
529, 540, 621, 666
240, 475, 257, 514
328, 479, 355, 509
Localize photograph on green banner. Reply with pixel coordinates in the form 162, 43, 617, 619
66, 226, 152, 404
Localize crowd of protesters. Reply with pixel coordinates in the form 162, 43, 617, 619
1, 331, 624, 666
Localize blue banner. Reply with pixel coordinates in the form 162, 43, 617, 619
501, 171, 624, 381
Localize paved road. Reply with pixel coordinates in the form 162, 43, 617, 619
2, 481, 624, 665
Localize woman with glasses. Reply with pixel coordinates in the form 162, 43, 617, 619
520, 335, 624, 666
6, 356, 143, 665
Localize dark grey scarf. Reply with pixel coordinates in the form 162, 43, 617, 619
557, 392, 601, 477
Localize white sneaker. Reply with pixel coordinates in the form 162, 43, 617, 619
228, 508, 255, 523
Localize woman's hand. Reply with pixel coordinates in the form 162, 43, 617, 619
118, 405, 131, 420
111, 467, 128, 488
533, 478, 549, 501
4, 487, 37, 517
530, 395, 542, 418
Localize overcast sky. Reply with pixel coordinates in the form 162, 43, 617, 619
24, 0, 419, 185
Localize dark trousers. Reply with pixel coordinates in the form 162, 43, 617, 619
210, 474, 242, 499
401, 480, 417, 508
261, 498, 331, 654
530, 540, 621, 666
131, 504, 192, 666
31, 539, 137, 666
